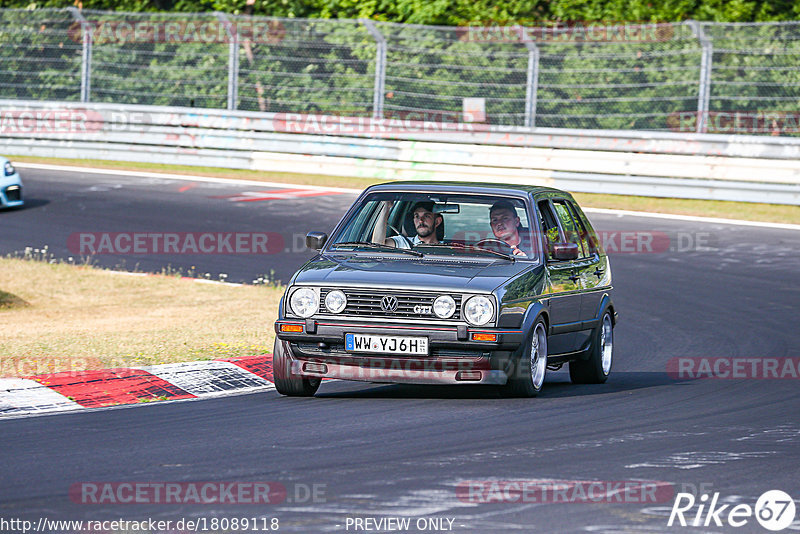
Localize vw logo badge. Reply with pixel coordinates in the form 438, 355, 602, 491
381, 295, 399, 312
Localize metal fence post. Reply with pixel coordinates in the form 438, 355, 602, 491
518, 26, 540, 128
215, 12, 239, 111
361, 19, 386, 119
689, 20, 713, 134
68, 7, 92, 103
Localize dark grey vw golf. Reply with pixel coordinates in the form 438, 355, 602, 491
274, 182, 616, 397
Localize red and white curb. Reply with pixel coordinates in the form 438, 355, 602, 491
0, 354, 275, 418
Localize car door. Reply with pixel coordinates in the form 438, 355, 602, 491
551, 199, 603, 350
537, 199, 583, 355
572, 201, 610, 328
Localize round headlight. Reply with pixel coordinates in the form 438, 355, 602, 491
4, 161, 15, 176
433, 295, 456, 319
325, 290, 347, 314
463, 295, 494, 326
289, 287, 318, 318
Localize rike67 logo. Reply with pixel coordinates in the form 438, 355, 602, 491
668, 490, 796, 531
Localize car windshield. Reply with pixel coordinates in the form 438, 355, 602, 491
328, 191, 540, 261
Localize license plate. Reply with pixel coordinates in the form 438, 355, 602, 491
345, 333, 428, 355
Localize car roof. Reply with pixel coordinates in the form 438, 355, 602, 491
365, 181, 570, 198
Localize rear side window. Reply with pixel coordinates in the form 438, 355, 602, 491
569, 204, 599, 257
556, 200, 599, 258
571, 204, 601, 256
539, 198, 597, 260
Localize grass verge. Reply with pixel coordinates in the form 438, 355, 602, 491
12, 155, 800, 225
0, 257, 284, 377
0, 289, 28, 310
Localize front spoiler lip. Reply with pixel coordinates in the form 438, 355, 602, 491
290, 360, 508, 385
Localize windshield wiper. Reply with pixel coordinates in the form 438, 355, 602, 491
330, 241, 424, 257
414, 243, 516, 262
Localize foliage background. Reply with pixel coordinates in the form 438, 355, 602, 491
1, 1, 798, 134
4, 0, 800, 22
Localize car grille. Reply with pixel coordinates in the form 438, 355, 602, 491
319, 288, 462, 321
4, 185, 21, 202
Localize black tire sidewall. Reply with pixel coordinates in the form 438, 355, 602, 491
506, 318, 547, 397
569, 309, 612, 384
273, 338, 320, 396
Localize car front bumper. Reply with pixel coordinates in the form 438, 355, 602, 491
275, 318, 524, 386
0, 173, 23, 208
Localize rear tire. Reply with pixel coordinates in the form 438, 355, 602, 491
570, 310, 613, 384
504, 319, 548, 397
273, 338, 321, 397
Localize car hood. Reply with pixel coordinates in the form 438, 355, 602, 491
292, 253, 536, 293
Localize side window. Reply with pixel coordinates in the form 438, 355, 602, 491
389, 201, 411, 237
537, 200, 561, 261
552, 200, 586, 258
339, 199, 380, 242
570, 203, 598, 257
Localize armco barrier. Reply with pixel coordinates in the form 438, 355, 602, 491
1, 99, 799, 204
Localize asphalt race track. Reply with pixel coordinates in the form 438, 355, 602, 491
1, 167, 357, 283
2, 167, 800, 533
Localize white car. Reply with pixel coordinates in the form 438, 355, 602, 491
1, 157, 23, 208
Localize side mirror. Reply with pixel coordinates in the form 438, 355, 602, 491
552, 242, 579, 261
306, 231, 328, 251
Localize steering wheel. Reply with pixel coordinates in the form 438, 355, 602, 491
476, 238, 512, 251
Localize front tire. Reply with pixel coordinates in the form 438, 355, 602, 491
570, 310, 613, 384
505, 319, 548, 397
272, 338, 321, 397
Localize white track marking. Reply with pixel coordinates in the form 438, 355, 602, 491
15, 162, 362, 194
17, 162, 799, 230
137, 360, 274, 397
0, 378, 80, 416
583, 207, 800, 231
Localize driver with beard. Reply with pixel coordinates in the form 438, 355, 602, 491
389, 201, 443, 248
373, 201, 443, 248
